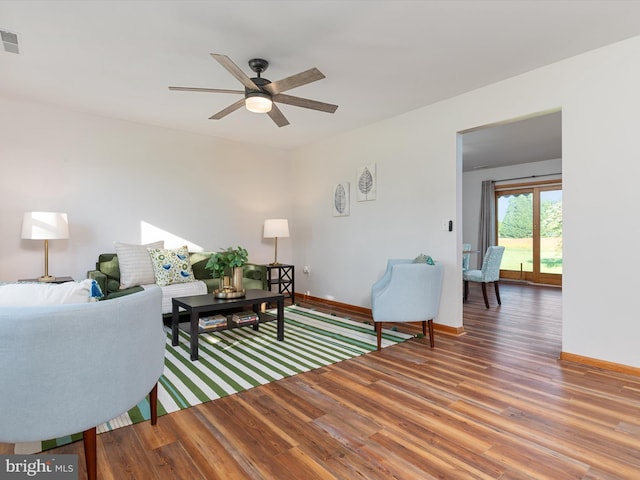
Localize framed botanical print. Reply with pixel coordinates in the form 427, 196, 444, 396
357, 164, 376, 201
332, 182, 350, 216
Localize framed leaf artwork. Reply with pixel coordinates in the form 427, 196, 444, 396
357, 164, 376, 201
332, 182, 350, 217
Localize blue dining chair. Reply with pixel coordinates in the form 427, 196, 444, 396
463, 245, 505, 308
462, 243, 472, 272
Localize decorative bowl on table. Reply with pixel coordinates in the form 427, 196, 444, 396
213, 288, 246, 299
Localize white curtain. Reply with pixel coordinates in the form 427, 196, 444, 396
478, 180, 496, 267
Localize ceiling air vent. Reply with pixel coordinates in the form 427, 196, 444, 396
1, 30, 19, 54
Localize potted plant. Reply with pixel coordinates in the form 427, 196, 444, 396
205, 246, 248, 293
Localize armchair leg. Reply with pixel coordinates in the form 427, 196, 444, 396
494, 281, 502, 306
375, 322, 382, 351
463, 280, 469, 301
82, 427, 97, 480
427, 319, 434, 348
481, 283, 490, 308
150, 383, 158, 425
420, 320, 435, 348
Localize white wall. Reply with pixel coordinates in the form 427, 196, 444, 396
0, 97, 293, 282
292, 36, 640, 368
462, 158, 562, 270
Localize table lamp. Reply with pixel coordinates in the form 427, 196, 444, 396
263, 218, 289, 265
21, 211, 69, 282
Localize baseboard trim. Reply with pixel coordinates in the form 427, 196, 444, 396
560, 352, 640, 377
435, 324, 466, 336
297, 293, 465, 336
297, 293, 371, 315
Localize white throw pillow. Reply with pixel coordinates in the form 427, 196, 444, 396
148, 245, 195, 286
115, 241, 164, 289
0, 279, 100, 305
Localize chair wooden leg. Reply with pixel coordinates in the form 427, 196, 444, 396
427, 319, 434, 348
481, 283, 490, 308
82, 427, 97, 480
463, 280, 469, 301
375, 322, 382, 351
494, 281, 502, 306
150, 383, 158, 425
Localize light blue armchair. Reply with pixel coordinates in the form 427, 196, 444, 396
0, 287, 165, 480
371, 259, 444, 350
463, 245, 505, 308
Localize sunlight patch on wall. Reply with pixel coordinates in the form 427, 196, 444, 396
140, 221, 203, 251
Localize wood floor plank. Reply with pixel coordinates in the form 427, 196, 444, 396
97, 422, 163, 479
369, 427, 502, 480
270, 447, 338, 480
148, 440, 208, 480
152, 408, 248, 480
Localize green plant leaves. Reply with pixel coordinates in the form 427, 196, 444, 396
205, 246, 248, 277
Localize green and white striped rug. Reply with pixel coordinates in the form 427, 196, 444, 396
39, 305, 413, 451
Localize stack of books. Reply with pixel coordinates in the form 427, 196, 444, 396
231, 311, 259, 325
199, 314, 227, 332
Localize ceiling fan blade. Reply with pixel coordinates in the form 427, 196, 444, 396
210, 53, 259, 91
209, 98, 245, 120
169, 86, 244, 94
273, 93, 338, 114
264, 68, 325, 95
267, 104, 290, 127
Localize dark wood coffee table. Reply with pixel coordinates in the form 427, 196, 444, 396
171, 289, 285, 360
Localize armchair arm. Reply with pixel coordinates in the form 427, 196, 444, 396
243, 263, 268, 290
371, 259, 411, 302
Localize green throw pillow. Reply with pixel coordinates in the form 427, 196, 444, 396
189, 252, 214, 279
412, 253, 435, 265
99, 256, 120, 281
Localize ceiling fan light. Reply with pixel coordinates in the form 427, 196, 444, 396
245, 92, 272, 113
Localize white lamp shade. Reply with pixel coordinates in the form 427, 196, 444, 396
21, 212, 69, 240
263, 219, 289, 238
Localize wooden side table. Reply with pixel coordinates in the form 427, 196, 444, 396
265, 264, 295, 304
18, 276, 74, 284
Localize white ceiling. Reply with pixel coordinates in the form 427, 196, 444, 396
2, 1, 640, 168
462, 110, 562, 171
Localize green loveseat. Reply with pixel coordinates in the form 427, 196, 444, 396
87, 252, 268, 300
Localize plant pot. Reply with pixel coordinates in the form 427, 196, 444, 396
232, 267, 243, 293
220, 275, 232, 290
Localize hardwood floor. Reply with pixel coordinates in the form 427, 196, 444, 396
4, 283, 640, 479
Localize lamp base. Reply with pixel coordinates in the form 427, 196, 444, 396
38, 275, 57, 283
269, 262, 281, 266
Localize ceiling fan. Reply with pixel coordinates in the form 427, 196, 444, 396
169, 53, 339, 127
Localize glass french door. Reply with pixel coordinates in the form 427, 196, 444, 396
496, 181, 562, 285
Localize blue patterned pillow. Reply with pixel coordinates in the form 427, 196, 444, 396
412, 253, 435, 265
148, 246, 195, 286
